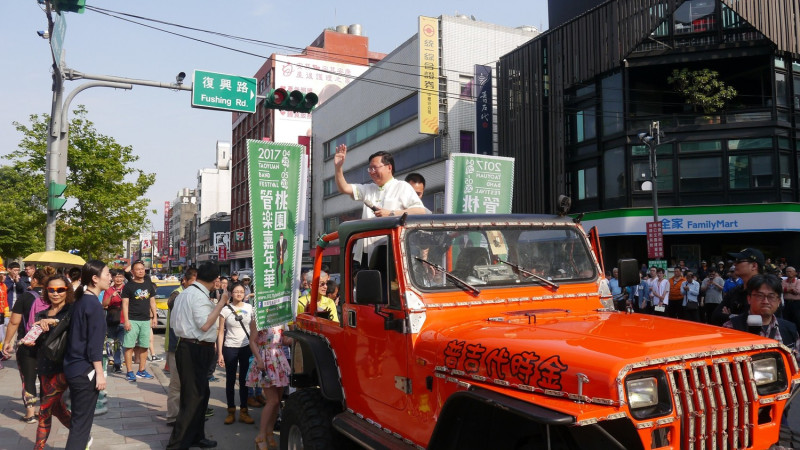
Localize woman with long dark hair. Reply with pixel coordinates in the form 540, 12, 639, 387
26, 274, 74, 450
64, 260, 110, 449
2, 267, 56, 423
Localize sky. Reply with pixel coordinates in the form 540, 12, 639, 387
1, 0, 549, 231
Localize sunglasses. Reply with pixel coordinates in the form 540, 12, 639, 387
47, 287, 69, 294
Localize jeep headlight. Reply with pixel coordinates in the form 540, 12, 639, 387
752, 358, 778, 385
627, 377, 658, 409
625, 370, 672, 420
752, 353, 788, 395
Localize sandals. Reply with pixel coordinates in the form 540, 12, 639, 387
254, 434, 278, 450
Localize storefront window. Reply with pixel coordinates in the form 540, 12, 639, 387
679, 157, 721, 191
603, 147, 625, 199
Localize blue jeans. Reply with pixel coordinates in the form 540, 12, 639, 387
106, 324, 125, 366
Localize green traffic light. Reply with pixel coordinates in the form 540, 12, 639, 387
53, 0, 86, 13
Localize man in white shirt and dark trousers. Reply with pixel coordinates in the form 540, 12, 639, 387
167, 263, 227, 449
681, 271, 701, 322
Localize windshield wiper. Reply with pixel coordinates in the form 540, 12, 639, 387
498, 260, 559, 290
414, 256, 480, 295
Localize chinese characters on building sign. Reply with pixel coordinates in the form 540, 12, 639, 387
246, 140, 307, 329
475, 65, 493, 154
445, 154, 515, 214
418, 16, 439, 135
646, 221, 664, 259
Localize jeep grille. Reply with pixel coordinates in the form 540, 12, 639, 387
667, 357, 755, 450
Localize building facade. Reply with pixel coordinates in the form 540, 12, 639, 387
498, 0, 800, 267
167, 188, 197, 271
196, 141, 231, 224
228, 26, 384, 272
312, 15, 539, 271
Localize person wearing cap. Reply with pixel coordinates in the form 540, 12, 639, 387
240, 274, 254, 301
711, 248, 764, 326
723, 267, 743, 294
696, 260, 709, 281
228, 272, 239, 292
782, 266, 800, 330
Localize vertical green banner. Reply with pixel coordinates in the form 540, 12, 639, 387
247, 140, 307, 329
444, 154, 515, 214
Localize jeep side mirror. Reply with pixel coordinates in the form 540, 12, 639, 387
617, 258, 640, 287
354, 270, 383, 304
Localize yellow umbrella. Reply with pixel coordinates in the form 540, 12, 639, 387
24, 250, 86, 267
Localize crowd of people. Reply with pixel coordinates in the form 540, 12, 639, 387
607, 247, 800, 360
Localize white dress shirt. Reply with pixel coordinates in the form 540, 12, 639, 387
170, 282, 217, 342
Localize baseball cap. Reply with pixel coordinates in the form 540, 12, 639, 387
727, 248, 765, 267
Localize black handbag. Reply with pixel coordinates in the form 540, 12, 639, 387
42, 310, 72, 361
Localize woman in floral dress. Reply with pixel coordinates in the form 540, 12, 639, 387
247, 322, 292, 450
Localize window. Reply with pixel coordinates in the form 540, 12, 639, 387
729, 155, 774, 188
601, 73, 623, 136
576, 167, 598, 200
679, 158, 721, 191
776, 72, 788, 108
323, 178, 337, 197
570, 107, 596, 143
460, 131, 474, 153
780, 154, 791, 188
324, 95, 417, 157
459, 75, 474, 99
633, 159, 673, 192
728, 138, 772, 150
603, 147, 625, 199
679, 141, 722, 153
632, 143, 672, 157
674, 0, 717, 35
323, 216, 339, 234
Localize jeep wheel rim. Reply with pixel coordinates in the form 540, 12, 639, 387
287, 425, 303, 450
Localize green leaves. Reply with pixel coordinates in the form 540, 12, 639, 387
3, 106, 156, 260
667, 68, 738, 114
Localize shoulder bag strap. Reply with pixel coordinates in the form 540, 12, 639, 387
226, 303, 250, 340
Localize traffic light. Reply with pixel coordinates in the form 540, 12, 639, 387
52, 0, 86, 13
48, 181, 67, 211
264, 89, 318, 113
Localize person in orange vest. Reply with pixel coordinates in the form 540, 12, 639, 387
667, 267, 686, 319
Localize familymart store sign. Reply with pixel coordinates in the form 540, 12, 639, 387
580, 204, 800, 236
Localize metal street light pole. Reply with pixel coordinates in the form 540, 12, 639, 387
638, 121, 661, 223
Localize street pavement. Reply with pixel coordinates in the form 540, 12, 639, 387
0, 333, 274, 450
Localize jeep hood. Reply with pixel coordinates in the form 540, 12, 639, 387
429, 309, 775, 403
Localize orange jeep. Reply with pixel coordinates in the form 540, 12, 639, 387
284, 214, 799, 449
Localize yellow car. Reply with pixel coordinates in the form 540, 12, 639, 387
153, 280, 181, 330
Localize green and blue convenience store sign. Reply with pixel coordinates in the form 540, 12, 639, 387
580, 204, 800, 236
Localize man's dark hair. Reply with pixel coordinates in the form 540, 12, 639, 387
68, 267, 82, 281
368, 151, 395, 175
745, 274, 782, 295
8, 262, 20, 270
25, 262, 35, 268
656, 268, 665, 274
405, 173, 426, 186
196, 262, 219, 283
132, 260, 145, 269
183, 267, 198, 282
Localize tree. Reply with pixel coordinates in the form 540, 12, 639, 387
0, 165, 46, 258
667, 68, 737, 114
7, 106, 156, 260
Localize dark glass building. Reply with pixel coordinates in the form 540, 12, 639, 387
498, 0, 800, 268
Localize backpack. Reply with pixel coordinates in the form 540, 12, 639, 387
24, 290, 49, 333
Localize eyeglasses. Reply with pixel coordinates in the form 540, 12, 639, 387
367, 164, 386, 173
319, 281, 328, 286
749, 292, 780, 302
47, 287, 68, 294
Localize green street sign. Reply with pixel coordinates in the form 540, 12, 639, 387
191, 70, 257, 114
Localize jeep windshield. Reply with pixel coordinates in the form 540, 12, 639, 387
405, 225, 597, 290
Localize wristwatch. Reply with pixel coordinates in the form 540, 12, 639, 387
389, 210, 395, 216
